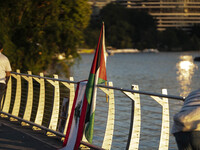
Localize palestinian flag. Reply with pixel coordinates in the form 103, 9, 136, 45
84, 22, 107, 143
61, 23, 107, 150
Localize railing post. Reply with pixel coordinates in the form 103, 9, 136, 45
2, 75, 12, 114
123, 84, 141, 150
150, 89, 169, 150
61, 77, 75, 134
21, 71, 33, 125
11, 69, 21, 120
99, 82, 115, 150
33, 72, 45, 130
46, 74, 60, 134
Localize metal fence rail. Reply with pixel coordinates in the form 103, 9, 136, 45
0, 70, 185, 149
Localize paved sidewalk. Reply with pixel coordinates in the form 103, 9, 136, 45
0, 117, 63, 150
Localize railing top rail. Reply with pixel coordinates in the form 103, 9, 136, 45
11, 72, 185, 101
97, 84, 185, 101
11, 72, 78, 84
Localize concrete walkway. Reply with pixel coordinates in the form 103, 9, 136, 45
0, 116, 63, 150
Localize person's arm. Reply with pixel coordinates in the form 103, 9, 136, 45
5, 71, 11, 84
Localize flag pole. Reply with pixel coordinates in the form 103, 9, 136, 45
102, 22, 109, 103
105, 81, 109, 102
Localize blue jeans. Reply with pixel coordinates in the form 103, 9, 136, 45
0, 83, 6, 111
174, 131, 200, 150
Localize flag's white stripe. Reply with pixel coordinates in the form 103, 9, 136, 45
102, 23, 107, 63
61, 81, 87, 150
91, 68, 100, 114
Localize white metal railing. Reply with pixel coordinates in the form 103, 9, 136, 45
0, 70, 184, 150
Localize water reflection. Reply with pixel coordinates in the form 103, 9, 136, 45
176, 55, 198, 97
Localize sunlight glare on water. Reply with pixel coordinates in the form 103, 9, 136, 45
176, 55, 198, 97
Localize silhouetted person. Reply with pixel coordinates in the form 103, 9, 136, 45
172, 89, 200, 150
0, 42, 12, 113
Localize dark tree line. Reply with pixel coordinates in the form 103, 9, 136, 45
83, 3, 200, 52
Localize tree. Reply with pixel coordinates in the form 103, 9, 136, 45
0, 0, 91, 76
158, 29, 180, 51
106, 21, 133, 48
84, 3, 157, 49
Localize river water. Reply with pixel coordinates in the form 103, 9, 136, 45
70, 52, 200, 150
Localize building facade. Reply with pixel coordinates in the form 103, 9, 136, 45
116, 0, 200, 30
89, 0, 116, 16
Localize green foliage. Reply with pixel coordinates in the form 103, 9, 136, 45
158, 29, 180, 51
106, 21, 133, 48
158, 28, 200, 51
0, 0, 91, 75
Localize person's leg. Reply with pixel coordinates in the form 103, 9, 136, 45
174, 132, 193, 150
190, 131, 200, 150
0, 83, 6, 126
0, 83, 6, 111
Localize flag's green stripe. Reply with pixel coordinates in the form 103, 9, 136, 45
85, 111, 95, 143
86, 73, 95, 104
98, 78, 106, 84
